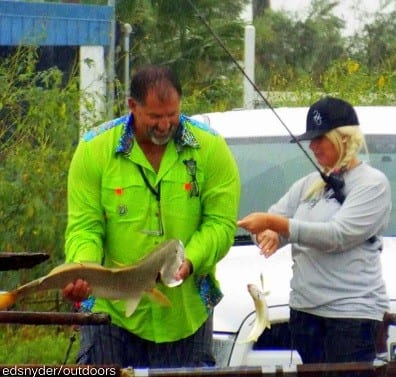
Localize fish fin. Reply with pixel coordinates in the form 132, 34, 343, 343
147, 288, 171, 307
125, 297, 141, 317
124, 289, 171, 317
46, 264, 67, 276
111, 259, 127, 268
47, 262, 106, 277
0, 291, 17, 310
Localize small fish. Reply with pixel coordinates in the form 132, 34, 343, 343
240, 275, 271, 343
0, 239, 185, 317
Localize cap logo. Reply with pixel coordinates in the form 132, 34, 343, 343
313, 109, 322, 127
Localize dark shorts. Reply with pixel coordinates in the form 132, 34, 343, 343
76, 315, 215, 368
290, 308, 380, 375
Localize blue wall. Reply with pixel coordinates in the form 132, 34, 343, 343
0, 1, 114, 46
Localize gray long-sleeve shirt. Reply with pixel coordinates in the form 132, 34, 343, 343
269, 162, 391, 320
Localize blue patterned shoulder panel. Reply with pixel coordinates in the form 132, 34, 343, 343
83, 115, 129, 142
181, 114, 218, 136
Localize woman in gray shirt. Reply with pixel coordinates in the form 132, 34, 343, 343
238, 96, 391, 366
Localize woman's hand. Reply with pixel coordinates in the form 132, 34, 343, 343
237, 212, 271, 234
257, 229, 280, 258
238, 212, 290, 237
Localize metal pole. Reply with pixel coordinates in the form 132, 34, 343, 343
120, 361, 392, 377
122, 23, 132, 108
107, 0, 116, 118
243, 25, 256, 109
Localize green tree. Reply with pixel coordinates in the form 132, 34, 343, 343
252, 0, 270, 18
350, 10, 396, 71
114, 0, 248, 111
254, 0, 346, 89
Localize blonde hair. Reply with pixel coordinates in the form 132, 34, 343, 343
304, 126, 368, 200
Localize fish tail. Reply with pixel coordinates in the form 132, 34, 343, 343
147, 288, 171, 306
0, 291, 17, 310
238, 315, 264, 344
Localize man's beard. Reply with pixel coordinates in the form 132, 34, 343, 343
148, 124, 177, 146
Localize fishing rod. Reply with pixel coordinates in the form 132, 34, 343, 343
186, 0, 345, 202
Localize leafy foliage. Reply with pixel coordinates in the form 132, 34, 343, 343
0, 47, 80, 267
254, 1, 346, 86
253, 0, 395, 106
350, 10, 396, 71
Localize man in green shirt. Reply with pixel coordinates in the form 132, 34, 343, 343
63, 65, 240, 367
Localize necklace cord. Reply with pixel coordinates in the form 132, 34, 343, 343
138, 165, 160, 201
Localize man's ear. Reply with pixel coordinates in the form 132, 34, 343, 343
128, 97, 138, 111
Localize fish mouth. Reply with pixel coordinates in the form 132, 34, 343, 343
156, 270, 182, 288
159, 239, 185, 287
165, 277, 183, 288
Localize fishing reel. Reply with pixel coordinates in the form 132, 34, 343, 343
321, 171, 345, 204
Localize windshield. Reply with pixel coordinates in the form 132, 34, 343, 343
228, 134, 396, 242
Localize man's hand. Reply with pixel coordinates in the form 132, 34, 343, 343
174, 259, 193, 281
63, 278, 92, 302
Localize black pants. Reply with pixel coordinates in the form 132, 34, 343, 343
76, 315, 215, 368
290, 309, 380, 377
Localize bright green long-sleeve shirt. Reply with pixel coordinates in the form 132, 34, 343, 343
65, 113, 240, 342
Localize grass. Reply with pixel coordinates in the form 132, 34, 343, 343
0, 325, 80, 364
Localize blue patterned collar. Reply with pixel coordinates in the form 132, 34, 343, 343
115, 113, 202, 155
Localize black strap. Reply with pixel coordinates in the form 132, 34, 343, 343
137, 165, 160, 201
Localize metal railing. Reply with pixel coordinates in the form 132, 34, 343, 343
1, 362, 396, 377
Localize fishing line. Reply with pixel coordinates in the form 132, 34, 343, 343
186, 0, 343, 192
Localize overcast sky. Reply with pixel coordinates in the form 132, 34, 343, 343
244, 0, 395, 35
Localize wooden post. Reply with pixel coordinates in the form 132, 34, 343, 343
0, 311, 111, 325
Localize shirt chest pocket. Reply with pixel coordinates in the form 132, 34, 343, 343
101, 176, 148, 223
161, 172, 204, 219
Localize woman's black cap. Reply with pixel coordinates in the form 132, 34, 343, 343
291, 96, 359, 142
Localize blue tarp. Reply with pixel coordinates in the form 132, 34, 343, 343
0, 1, 114, 46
